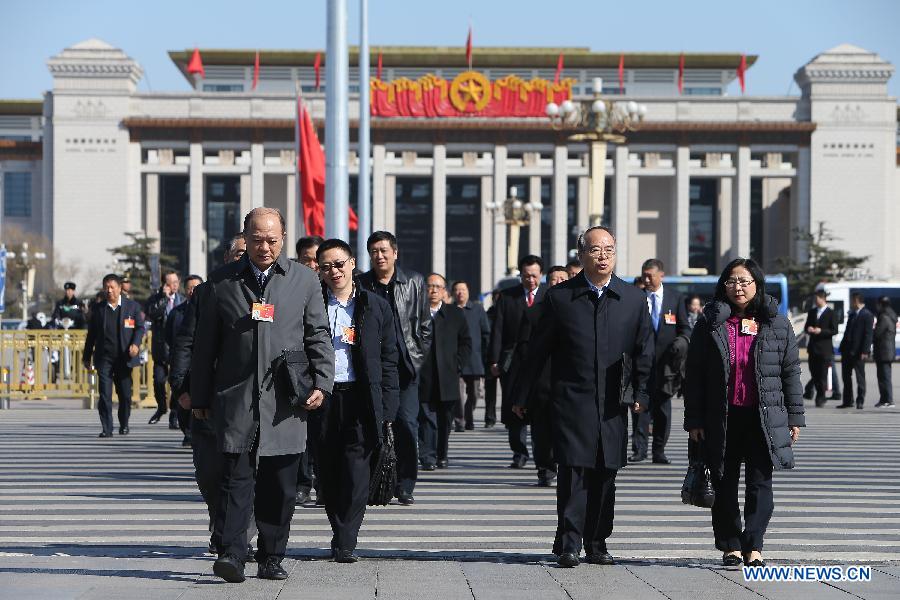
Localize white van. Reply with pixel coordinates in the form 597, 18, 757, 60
815, 281, 900, 355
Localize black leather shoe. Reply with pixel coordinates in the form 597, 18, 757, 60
836, 404, 854, 409
586, 552, 616, 565
295, 489, 311, 505
168, 412, 179, 430
148, 408, 167, 424
815, 398, 826, 407
856, 404, 864, 410
508, 455, 527, 469
465, 424, 475, 431
557, 552, 580, 568
119, 426, 129, 435
436, 459, 449, 469
652, 455, 671, 465
802, 390, 813, 400
181, 435, 191, 447
245, 545, 256, 562
829, 393, 842, 400
722, 553, 743, 567
628, 453, 646, 463
744, 557, 766, 567
397, 491, 415, 505
213, 553, 245, 583
257, 557, 288, 580
98, 431, 113, 438
537, 470, 557, 487
334, 549, 359, 563
484, 421, 496, 429
421, 463, 436, 471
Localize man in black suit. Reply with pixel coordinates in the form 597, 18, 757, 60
838, 292, 875, 409
629, 258, 688, 464
515, 226, 653, 568
804, 290, 839, 407
418, 273, 472, 470
145, 271, 186, 427
164, 274, 204, 446
83, 273, 145, 438
488, 255, 546, 468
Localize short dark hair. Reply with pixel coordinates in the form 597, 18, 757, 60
851, 292, 865, 305
162, 270, 179, 281
426, 273, 447, 286
367, 231, 397, 251
566, 259, 581, 269
878, 296, 891, 310
185, 274, 204, 285
814, 289, 828, 299
715, 258, 766, 317
296, 235, 324, 257
576, 226, 616, 254
547, 265, 567, 277
451, 280, 470, 292
102, 273, 122, 286
641, 258, 665, 272
243, 207, 286, 234
316, 238, 354, 261
518, 254, 544, 273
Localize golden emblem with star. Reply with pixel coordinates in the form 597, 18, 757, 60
450, 71, 492, 112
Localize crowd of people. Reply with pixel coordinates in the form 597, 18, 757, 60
67, 206, 899, 582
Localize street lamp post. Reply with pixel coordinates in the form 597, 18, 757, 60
546, 78, 647, 227
486, 186, 543, 276
5, 242, 47, 322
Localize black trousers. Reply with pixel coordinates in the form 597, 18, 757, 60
388, 375, 419, 494
190, 417, 256, 549
807, 353, 834, 401
631, 391, 672, 459
484, 376, 498, 425
96, 355, 132, 434
711, 406, 774, 554
318, 384, 372, 553
529, 400, 555, 473
876, 361, 893, 405
216, 436, 300, 562
508, 418, 529, 461
152, 360, 169, 411
555, 463, 617, 556
841, 356, 866, 406
458, 376, 483, 428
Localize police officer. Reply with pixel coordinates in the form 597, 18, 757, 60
51, 282, 86, 329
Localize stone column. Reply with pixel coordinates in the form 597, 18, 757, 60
372, 144, 386, 231
528, 176, 542, 256
732, 146, 751, 259
250, 142, 264, 209
792, 146, 811, 262
492, 146, 508, 277
480, 176, 494, 293
145, 174, 160, 253
718, 177, 733, 269
189, 143, 206, 279
577, 176, 589, 232
552, 145, 567, 265
673, 146, 690, 274
614, 145, 630, 272
240, 175, 252, 219
431, 144, 447, 275
385, 175, 396, 233
286, 174, 298, 253
126, 142, 142, 232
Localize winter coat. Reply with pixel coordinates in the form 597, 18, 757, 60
683, 295, 805, 478
873, 307, 897, 363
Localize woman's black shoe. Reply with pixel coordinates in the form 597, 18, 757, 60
722, 553, 743, 567
148, 408, 167, 424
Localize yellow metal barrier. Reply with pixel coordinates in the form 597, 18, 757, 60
0, 330, 156, 409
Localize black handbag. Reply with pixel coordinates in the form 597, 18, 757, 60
368, 421, 397, 506
681, 439, 716, 508
270, 349, 313, 408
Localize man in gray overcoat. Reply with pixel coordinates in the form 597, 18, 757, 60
191, 208, 335, 583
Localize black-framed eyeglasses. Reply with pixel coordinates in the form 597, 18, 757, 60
318, 259, 351, 272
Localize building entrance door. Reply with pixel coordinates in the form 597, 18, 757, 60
206, 176, 241, 274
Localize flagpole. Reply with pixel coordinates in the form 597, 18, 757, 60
357, 0, 371, 270
325, 0, 350, 241
295, 81, 306, 237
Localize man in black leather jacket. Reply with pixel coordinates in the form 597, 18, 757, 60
357, 231, 433, 505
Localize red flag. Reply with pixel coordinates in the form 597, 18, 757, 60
252, 50, 260, 90
187, 48, 205, 79
618, 53, 625, 93
313, 52, 322, 91
376, 52, 383, 80
737, 53, 747, 94
297, 99, 359, 235
465, 26, 472, 69
554, 53, 564, 85
678, 53, 685, 94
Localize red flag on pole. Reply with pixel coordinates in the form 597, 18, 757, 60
737, 53, 747, 94
313, 52, 322, 91
618, 53, 625, 93
554, 53, 564, 85
252, 50, 260, 90
187, 48, 205, 78
296, 98, 358, 236
376, 51, 383, 80
678, 53, 685, 94
465, 26, 473, 70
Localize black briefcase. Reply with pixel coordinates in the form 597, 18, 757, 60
368, 421, 397, 506
681, 439, 716, 508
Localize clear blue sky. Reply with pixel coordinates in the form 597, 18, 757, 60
3, 0, 899, 99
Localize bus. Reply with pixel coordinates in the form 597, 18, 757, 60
653, 274, 791, 317
814, 281, 900, 355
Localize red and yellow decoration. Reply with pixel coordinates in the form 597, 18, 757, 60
371, 70, 574, 118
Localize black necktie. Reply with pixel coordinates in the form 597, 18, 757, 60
257, 272, 267, 292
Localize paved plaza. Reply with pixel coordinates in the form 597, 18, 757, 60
0, 363, 898, 599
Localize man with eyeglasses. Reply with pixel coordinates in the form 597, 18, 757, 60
629, 258, 689, 465
190, 208, 334, 583
514, 226, 653, 568
417, 274, 471, 470
357, 231, 433, 505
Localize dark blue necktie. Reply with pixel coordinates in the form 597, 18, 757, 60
650, 293, 660, 331
257, 272, 267, 293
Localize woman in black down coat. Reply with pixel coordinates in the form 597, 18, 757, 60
684, 258, 804, 567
